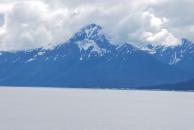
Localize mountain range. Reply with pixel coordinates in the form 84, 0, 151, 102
0, 24, 193, 90
141, 79, 194, 91
143, 38, 194, 76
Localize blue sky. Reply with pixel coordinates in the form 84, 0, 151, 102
0, 0, 193, 51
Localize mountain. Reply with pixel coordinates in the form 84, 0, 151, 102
143, 39, 194, 75
0, 24, 192, 88
141, 79, 194, 91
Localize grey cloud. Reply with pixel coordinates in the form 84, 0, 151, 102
0, 14, 4, 26
0, 0, 193, 51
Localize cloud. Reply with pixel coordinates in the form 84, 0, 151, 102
142, 29, 179, 46
0, 0, 193, 51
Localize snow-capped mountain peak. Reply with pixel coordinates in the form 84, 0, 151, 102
142, 44, 168, 55
181, 38, 193, 45
71, 23, 105, 42
67, 24, 114, 59
116, 43, 138, 54
179, 38, 194, 52
81, 23, 102, 38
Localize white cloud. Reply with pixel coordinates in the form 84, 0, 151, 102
0, 2, 14, 13
142, 29, 179, 46
0, 0, 193, 51
142, 11, 168, 31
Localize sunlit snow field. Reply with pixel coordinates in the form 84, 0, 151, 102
0, 87, 194, 130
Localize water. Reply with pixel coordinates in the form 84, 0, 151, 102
0, 87, 194, 130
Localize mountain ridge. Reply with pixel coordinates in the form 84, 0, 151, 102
141, 78, 194, 91
144, 38, 194, 75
